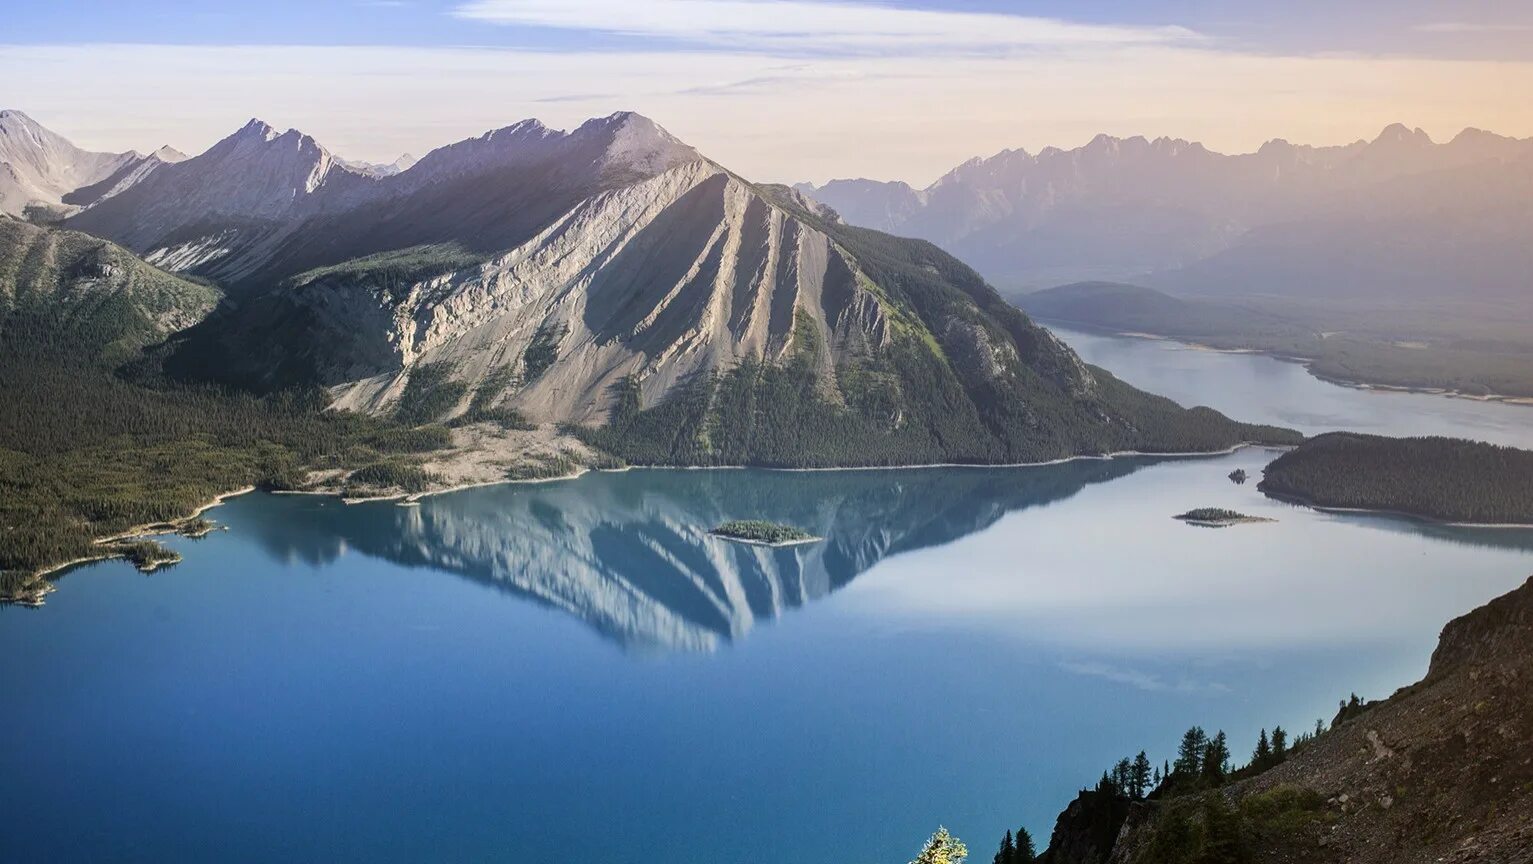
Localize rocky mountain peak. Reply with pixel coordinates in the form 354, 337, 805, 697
1370, 122, 1433, 148
579, 111, 702, 175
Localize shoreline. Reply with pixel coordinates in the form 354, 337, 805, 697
1040, 317, 1533, 409
282, 442, 1282, 506
13, 444, 1276, 599
708, 533, 823, 548
1259, 488, 1533, 530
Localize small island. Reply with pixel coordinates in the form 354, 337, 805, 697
1259, 432, 1533, 525
1228, 468, 1248, 485
1174, 508, 1274, 528
709, 520, 821, 547
113, 540, 183, 572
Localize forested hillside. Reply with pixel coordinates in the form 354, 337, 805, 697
0, 219, 452, 602
1259, 432, 1533, 524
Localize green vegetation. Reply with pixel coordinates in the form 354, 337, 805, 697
287, 243, 483, 296
345, 460, 438, 495
451, 367, 535, 430
990, 827, 1037, 864
1259, 432, 1533, 524
576, 194, 1298, 468
521, 321, 568, 382
710, 520, 816, 545
1174, 508, 1269, 525
0, 216, 220, 365
1019, 282, 1533, 399
112, 539, 182, 572
393, 362, 469, 425
909, 827, 968, 864
503, 449, 582, 481
995, 709, 1342, 864
0, 228, 455, 594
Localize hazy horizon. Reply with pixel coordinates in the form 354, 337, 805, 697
6, 0, 1533, 185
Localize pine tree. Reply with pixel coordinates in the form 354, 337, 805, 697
1252, 728, 1272, 768
911, 826, 968, 864
1271, 726, 1288, 760
1174, 726, 1207, 776
1014, 828, 1036, 863
1201, 731, 1231, 782
1112, 758, 1132, 795
1130, 751, 1152, 799
993, 829, 1014, 864
1152, 765, 1162, 788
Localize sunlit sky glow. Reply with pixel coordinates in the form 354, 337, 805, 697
4, 0, 1533, 184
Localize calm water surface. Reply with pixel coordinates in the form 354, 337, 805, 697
4, 333, 1533, 864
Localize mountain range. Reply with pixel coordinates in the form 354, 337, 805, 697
1, 108, 1291, 469
795, 124, 1533, 298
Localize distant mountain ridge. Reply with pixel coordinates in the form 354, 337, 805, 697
795, 124, 1533, 296
0, 109, 188, 220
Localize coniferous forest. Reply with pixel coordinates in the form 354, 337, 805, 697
1259, 432, 1533, 524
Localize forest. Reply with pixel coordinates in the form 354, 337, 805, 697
1259, 432, 1533, 524
0, 321, 449, 596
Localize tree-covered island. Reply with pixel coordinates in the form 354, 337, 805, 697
709, 520, 820, 546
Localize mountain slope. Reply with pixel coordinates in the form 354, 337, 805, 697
1093, 575, 1533, 863
798, 124, 1533, 295
67, 112, 703, 290
44, 110, 1293, 467
0, 215, 219, 362
0, 110, 161, 219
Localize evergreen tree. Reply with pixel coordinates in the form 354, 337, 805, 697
1112, 758, 1132, 794
910, 827, 968, 864
993, 829, 1014, 864
1174, 726, 1207, 776
1252, 728, 1272, 768
1130, 751, 1152, 800
1201, 731, 1231, 782
1014, 828, 1036, 863
1152, 765, 1162, 788
1271, 726, 1288, 760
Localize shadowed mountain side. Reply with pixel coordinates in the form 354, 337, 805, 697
233, 459, 1151, 651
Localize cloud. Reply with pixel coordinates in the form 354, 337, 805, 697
1058, 660, 1229, 694
451, 0, 1201, 55
1413, 22, 1533, 34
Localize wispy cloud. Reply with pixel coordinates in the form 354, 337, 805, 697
1413, 21, 1533, 34
451, 0, 1201, 55
1059, 660, 1229, 693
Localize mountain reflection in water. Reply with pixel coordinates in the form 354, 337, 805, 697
237, 458, 1152, 651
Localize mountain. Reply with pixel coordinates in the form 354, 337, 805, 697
66, 112, 704, 289
0, 215, 219, 363
796, 124, 1533, 296
336, 152, 416, 178
1036, 574, 1533, 863
30, 110, 1293, 467
0, 110, 181, 219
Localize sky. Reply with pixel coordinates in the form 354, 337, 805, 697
4, 0, 1533, 185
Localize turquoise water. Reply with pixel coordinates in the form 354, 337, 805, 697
4, 334, 1533, 863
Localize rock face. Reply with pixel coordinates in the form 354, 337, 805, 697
27, 109, 1292, 464
0, 110, 169, 218
1052, 575, 1533, 864
796, 125, 1533, 296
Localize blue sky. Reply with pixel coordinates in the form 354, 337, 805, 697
10, 0, 1533, 58
5, 1, 1533, 183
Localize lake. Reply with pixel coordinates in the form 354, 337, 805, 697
4, 331, 1533, 864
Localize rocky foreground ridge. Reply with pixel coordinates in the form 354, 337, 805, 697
1038, 575, 1533, 864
